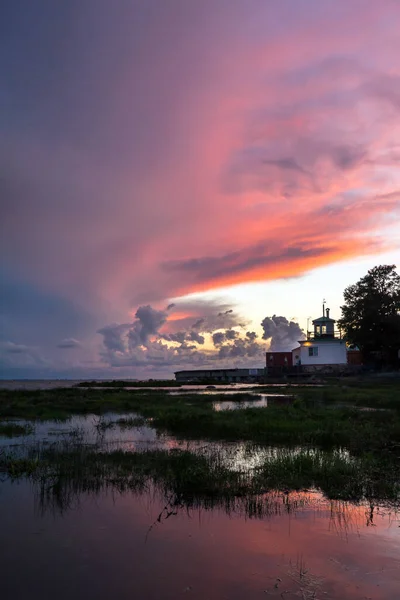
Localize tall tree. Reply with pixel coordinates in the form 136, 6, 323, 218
338, 265, 400, 367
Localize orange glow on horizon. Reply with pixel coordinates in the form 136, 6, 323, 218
165, 238, 395, 301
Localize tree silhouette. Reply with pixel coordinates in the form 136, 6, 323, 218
338, 265, 400, 368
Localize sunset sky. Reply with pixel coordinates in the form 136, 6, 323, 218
1, 0, 400, 378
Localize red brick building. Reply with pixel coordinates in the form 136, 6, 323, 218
266, 351, 293, 375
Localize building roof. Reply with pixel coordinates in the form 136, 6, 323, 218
312, 315, 335, 323
174, 368, 263, 375
299, 338, 345, 344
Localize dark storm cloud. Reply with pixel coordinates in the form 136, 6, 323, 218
187, 331, 205, 344
164, 300, 246, 333
98, 305, 167, 356
218, 337, 261, 359
261, 315, 305, 351
163, 245, 329, 284
57, 338, 82, 349
225, 329, 238, 340
97, 323, 129, 353
162, 331, 187, 344
246, 331, 257, 341
211, 327, 239, 347
163, 329, 205, 346
134, 306, 167, 345
212, 332, 226, 346
98, 303, 266, 369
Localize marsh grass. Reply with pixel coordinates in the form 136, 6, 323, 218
254, 448, 399, 501
137, 401, 400, 455
297, 382, 400, 411
0, 422, 34, 437
95, 417, 116, 433
1, 440, 398, 518
117, 416, 147, 428
1, 383, 400, 454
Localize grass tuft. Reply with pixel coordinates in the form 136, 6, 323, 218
0, 422, 34, 437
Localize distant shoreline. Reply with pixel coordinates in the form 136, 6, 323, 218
0, 379, 137, 390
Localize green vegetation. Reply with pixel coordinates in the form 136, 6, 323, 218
284, 380, 400, 411
0, 422, 34, 437
0, 387, 155, 420
253, 449, 398, 501
338, 264, 400, 367
1, 442, 398, 516
117, 416, 147, 428
1, 381, 400, 517
0, 382, 400, 453
142, 399, 400, 455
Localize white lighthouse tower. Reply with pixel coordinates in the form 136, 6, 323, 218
294, 302, 347, 371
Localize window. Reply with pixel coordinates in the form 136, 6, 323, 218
308, 347, 318, 357
322, 325, 327, 335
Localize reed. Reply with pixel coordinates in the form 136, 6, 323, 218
1, 441, 398, 515
0, 421, 34, 437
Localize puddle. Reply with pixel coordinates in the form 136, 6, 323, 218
0, 414, 302, 471
0, 413, 159, 452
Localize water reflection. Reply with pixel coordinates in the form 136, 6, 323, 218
0, 415, 301, 472
1, 414, 400, 600
0, 415, 345, 474
213, 396, 269, 411
1, 478, 399, 600
0, 380, 319, 391
0, 413, 160, 449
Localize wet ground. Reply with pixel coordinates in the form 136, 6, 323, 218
1, 410, 400, 598
0, 413, 302, 471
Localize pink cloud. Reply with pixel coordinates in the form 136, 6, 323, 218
3, 0, 400, 322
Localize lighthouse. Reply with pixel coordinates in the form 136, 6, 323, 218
293, 302, 347, 371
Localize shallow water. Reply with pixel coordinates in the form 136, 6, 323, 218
213, 397, 270, 410
0, 379, 317, 391
1, 479, 399, 600
1, 416, 400, 599
0, 413, 160, 449
0, 414, 298, 471
171, 389, 290, 397
212, 395, 295, 410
